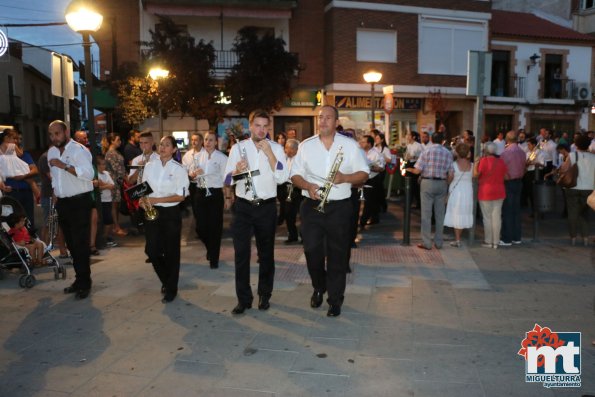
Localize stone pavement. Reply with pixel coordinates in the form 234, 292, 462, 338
0, 199, 593, 397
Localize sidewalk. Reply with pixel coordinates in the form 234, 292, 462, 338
0, 199, 593, 397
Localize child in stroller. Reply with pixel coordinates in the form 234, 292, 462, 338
7, 213, 45, 266
0, 196, 66, 287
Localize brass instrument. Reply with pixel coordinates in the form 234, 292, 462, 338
286, 183, 294, 202
192, 154, 211, 197
142, 196, 159, 221
46, 201, 59, 250
137, 153, 148, 183
315, 146, 344, 213
240, 144, 260, 201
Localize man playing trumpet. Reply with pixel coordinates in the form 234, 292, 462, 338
290, 105, 369, 317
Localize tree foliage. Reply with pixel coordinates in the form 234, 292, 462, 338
141, 16, 222, 124
224, 27, 300, 115
115, 74, 157, 127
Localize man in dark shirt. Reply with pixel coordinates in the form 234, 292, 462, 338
123, 129, 142, 167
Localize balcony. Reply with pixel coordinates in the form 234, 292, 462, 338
487, 76, 526, 103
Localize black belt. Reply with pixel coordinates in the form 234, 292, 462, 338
197, 187, 222, 191
237, 197, 276, 206
6, 187, 32, 192
422, 177, 446, 181
305, 197, 350, 204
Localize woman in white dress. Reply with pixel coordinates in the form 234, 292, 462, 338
444, 142, 474, 247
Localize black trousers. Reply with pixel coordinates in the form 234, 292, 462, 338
360, 174, 382, 226
56, 192, 93, 289
349, 188, 361, 245
145, 205, 182, 296
285, 189, 302, 240
232, 198, 277, 305
301, 198, 352, 307
277, 183, 289, 224
188, 183, 199, 233
377, 170, 387, 212
194, 187, 224, 266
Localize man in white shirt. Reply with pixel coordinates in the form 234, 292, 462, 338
291, 105, 369, 317
359, 135, 385, 228
283, 138, 302, 244
224, 110, 289, 315
47, 120, 94, 300
538, 129, 558, 177
182, 132, 204, 221
493, 131, 506, 155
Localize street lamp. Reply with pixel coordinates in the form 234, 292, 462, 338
148, 67, 169, 137
363, 70, 382, 129
65, 0, 103, 155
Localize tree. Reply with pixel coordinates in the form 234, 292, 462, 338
141, 16, 222, 125
224, 27, 300, 115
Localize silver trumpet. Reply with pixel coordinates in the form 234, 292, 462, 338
358, 184, 373, 201
46, 201, 59, 250
286, 183, 294, 202
198, 174, 212, 197
315, 146, 344, 213
240, 145, 260, 201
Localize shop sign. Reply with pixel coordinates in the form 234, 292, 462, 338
284, 89, 318, 107
335, 96, 422, 110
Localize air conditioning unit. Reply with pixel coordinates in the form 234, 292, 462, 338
574, 84, 592, 101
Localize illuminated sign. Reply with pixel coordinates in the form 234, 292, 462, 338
335, 96, 423, 110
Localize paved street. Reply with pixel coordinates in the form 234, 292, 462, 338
0, 199, 593, 397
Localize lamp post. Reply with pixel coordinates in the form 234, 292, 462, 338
65, 0, 103, 156
148, 67, 169, 137
363, 71, 382, 129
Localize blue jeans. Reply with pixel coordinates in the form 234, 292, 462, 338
501, 179, 522, 243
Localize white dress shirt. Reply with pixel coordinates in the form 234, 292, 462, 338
191, 149, 228, 188
405, 141, 423, 161
290, 133, 369, 201
224, 138, 288, 200
540, 139, 558, 166
98, 171, 114, 203
493, 138, 506, 156
181, 148, 205, 170
141, 158, 189, 207
366, 148, 385, 179
129, 152, 160, 177
48, 139, 94, 198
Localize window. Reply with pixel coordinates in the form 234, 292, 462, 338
418, 16, 487, 75
544, 54, 564, 99
491, 50, 510, 97
356, 29, 397, 63
583, 0, 595, 10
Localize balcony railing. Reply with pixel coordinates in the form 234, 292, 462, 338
490, 76, 525, 99
543, 78, 575, 99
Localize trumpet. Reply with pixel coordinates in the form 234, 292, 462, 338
197, 175, 212, 197
141, 196, 159, 221
240, 144, 260, 201
286, 183, 294, 202
315, 146, 344, 213
46, 201, 59, 250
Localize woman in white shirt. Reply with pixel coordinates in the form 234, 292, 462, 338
566, 134, 595, 246
140, 136, 189, 303
192, 131, 227, 269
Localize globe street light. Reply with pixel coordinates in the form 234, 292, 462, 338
363, 71, 382, 129
148, 67, 170, 136
65, 0, 103, 155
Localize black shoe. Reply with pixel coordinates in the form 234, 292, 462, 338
310, 291, 324, 308
347, 265, 352, 274
64, 284, 78, 294
258, 296, 270, 310
232, 302, 252, 315
284, 238, 298, 245
351, 242, 357, 248
162, 293, 176, 303
327, 305, 341, 317
210, 262, 219, 269
366, 219, 379, 225
145, 257, 151, 263
75, 289, 90, 300
206, 252, 210, 261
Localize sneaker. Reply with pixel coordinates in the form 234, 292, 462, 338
106, 241, 118, 248
449, 241, 461, 247
498, 240, 512, 247
481, 243, 492, 248
512, 240, 522, 245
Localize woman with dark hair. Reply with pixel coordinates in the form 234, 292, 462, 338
565, 134, 594, 246
474, 142, 508, 249
373, 131, 391, 213
140, 136, 189, 302
102, 132, 128, 236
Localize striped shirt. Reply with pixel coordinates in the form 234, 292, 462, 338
414, 143, 453, 179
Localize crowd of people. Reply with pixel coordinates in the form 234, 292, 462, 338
0, 111, 593, 317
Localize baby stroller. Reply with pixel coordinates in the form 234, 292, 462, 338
0, 196, 66, 288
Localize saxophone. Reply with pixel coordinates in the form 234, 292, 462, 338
315, 146, 344, 213
137, 153, 158, 221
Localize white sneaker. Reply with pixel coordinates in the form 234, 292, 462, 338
481, 243, 492, 248
512, 240, 522, 245
498, 240, 512, 247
